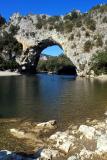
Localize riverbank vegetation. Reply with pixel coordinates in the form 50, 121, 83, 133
0, 31, 22, 71
37, 54, 77, 75
90, 49, 107, 75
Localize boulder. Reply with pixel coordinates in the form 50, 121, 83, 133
79, 125, 95, 139
10, 128, 25, 138
79, 148, 93, 159
96, 134, 107, 153
37, 120, 57, 129
67, 155, 79, 160
49, 131, 75, 153
40, 149, 59, 159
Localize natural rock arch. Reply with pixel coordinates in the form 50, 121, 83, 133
9, 9, 107, 76
18, 38, 67, 73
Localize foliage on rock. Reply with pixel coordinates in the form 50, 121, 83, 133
0, 31, 23, 70
84, 40, 93, 52
90, 50, 107, 75
37, 54, 74, 73
0, 15, 6, 27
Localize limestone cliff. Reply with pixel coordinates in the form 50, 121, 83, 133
1, 4, 107, 75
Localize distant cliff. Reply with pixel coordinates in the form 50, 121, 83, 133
0, 4, 107, 75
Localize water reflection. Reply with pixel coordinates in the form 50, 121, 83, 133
0, 75, 107, 127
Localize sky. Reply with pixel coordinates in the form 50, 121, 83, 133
0, 0, 107, 20
42, 46, 63, 56
0, 0, 107, 56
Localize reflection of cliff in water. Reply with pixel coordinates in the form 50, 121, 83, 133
0, 75, 107, 128
57, 65, 77, 76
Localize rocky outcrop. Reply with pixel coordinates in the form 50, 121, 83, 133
7, 114, 107, 160
1, 4, 107, 75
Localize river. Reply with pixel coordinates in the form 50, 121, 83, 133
0, 74, 107, 128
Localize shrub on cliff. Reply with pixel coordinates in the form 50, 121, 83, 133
0, 32, 23, 58
90, 50, 107, 75
36, 21, 43, 29
84, 40, 93, 52
0, 15, 6, 27
64, 10, 80, 21
76, 20, 82, 27
89, 4, 107, 13
68, 34, 74, 41
0, 60, 19, 71
54, 22, 64, 32
85, 17, 96, 31
9, 24, 20, 35
102, 16, 107, 23
96, 36, 103, 47
64, 21, 73, 32
47, 16, 60, 25
63, 10, 82, 31
85, 31, 90, 37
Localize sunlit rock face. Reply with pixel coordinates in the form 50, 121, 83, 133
7, 5, 107, 75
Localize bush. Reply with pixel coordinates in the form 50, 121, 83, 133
64, 21, 73, 32
76, 20, 82, 27
36, 22, 42, 29
37, 60, 47, 71
42, 15, 46, 20
54, 22, 64, 32
68, 34, 74, 41
37, 54, 74, 72
9, 24, 20, 35
81, 26, 86, 31
0, 31, 23, 60
96, 36, 103, 47
0, 60, 19, 71
85, 17, 96, 31
0, 15, 6, 27
90, 50, 107, 75
76, 32, 81, 38
89, 4, 107, 13
64, 14, 72, 21
30, 32, 35, 37
0, 56, 5, 64
99, 5, 107, 13
47, 16, 60, 25
48, 25, 54, 31
85, 31, 90, 37
84, 40, 93, 52
102, 16, 107, 23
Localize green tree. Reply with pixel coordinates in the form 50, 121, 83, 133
0, 15, 6, 27
85, 17, 96, 31
91, 50, 107, 75
37, 54, 74, 72
84, 40, 93, 52
9, 24, 20, 35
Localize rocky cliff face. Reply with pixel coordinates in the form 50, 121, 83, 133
3, 4, 107, 75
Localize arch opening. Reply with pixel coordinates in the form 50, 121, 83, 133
41, 45, 63, 57
20, 38, 77, 76
36, 41, 77, 76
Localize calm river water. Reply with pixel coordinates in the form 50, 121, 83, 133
0, 74, 107, 128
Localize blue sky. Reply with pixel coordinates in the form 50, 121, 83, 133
42, 46, 63, 56
0, 0, 107, 56
0, 0, 107, 20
